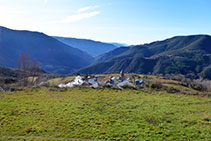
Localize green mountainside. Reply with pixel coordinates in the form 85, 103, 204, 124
79, 35, 211, 79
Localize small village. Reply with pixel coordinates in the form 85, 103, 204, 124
58, 71, 144, 89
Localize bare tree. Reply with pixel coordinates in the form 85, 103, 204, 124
17, 52, 27, 86
17, 52, 41, 87
30, 58, 41, 85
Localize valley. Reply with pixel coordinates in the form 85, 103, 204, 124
0, 26, 211, 141
1, 0, 211, 140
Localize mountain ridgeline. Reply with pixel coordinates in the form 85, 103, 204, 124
79, 35, 211, 79
53, 36, 118, 56
0, 26, 94, 74
0, 26, 211, 79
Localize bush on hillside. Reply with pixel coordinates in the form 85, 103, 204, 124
145, 79, 164, 90
200, 66, 211, 80
192, 79, 211, 91
167, 87, 180, 93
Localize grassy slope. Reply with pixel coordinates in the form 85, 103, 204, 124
0, 88, 210, 140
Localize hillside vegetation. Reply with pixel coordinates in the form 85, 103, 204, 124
79, 35, 211, 79
95, 47, 130, 62
0, 67, 18, 78
0, 88, 210, 140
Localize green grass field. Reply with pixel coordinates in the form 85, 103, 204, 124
0, 88, 210, 140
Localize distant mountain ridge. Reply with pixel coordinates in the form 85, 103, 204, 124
108, 42, 128, 47
53, 36, 118, 56
1, 26, 210, 79
0, 26, 94, 74
79, 35, 211, 79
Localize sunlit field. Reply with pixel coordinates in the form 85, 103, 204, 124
0, 88, 210, 140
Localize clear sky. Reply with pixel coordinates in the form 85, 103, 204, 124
0, 0, 210, 44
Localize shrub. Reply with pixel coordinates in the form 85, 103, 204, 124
192, 79, 211, 91
146, 79, 163, 90
121, 85, 137, 90
167, 87, 180, 93
0, 86, 4, 92
200, 66, 211, 80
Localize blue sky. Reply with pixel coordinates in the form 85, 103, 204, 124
0, 0, 210, 44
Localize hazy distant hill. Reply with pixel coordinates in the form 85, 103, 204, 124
53, 36, 118, 56
108, 42, 128, 47
79, 35, 211, 79
0, 26, 94, 74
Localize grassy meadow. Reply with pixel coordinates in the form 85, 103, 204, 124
0, 88, 210, 140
